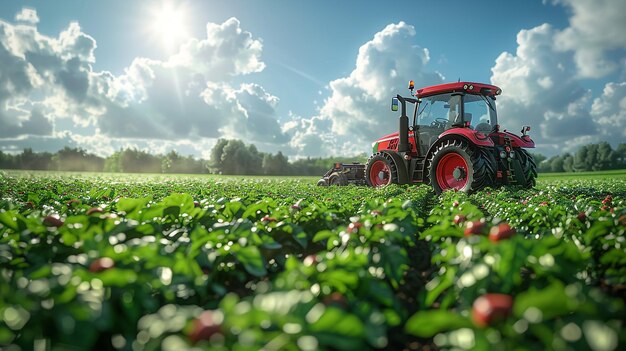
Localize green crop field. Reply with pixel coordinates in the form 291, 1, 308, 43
0, 170, 625, 350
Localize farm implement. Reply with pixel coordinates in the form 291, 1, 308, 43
317, 81, 537, 194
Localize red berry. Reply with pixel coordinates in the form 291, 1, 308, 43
193, 201, 201, 208
464, 221, 485, 236
453, 214, 466, 225
89, 257, 115, 273
472, 293, 513, 327
86, 207, 103, 215
370, 210, 382, 216
452, 201, 460, 207
347, 222, 363, 234
67, 199, 80, 207
323, 292, 348, 308
43, 215, 63, 227
539, 201, 548, 206
261, 215, 276, 223
188, 310, 222, 344
577, 212, 586, 221
489, 223, 516, 242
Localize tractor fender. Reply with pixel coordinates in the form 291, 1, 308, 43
503, 132, 535, 148
423, 133, 490, 179
439, 128, 494, 147
379, 150, 410, 184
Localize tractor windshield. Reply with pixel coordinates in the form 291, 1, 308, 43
416, 93, 497, 132
462, 94, 497, 133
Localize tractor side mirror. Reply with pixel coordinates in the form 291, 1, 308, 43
391, 97, 399, 112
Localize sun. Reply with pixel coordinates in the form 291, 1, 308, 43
148, 2, 188, 51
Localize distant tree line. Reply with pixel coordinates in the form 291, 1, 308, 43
207, 139, 367, 175
0, 140, 368, 176
533, 142, 626, 173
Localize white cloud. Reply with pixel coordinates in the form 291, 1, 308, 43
491, 3, 626, 156
552, 0, 626, 78
0, 11, 287, 157
591, 82, 626, 143
15, 8, 39, 25
289, 22, 444, 157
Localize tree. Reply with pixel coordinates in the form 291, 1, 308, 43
596, 142, 615, 170
104, 151, 122, 172
118, 148, 161, 173
562, 154, 574, 173
51, 147, 104, 172
220, 140, 255, 175
616, 143, 626, 169
550, 155, 565, 173
209, 139, 229, 173
574, 145, 589, 171
262, 151, 290, 175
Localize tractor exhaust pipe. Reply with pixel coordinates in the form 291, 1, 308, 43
397, 95, 410, 153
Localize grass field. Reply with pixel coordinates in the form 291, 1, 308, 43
0, 170, 624, 350
538, 169, 626, 180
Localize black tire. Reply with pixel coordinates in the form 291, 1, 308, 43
427, 139, 496, 194
515, 148, 537, 188
328, 172, 348, 186
365, 152, 408, 187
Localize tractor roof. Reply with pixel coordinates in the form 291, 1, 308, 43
416, 82, 501, 97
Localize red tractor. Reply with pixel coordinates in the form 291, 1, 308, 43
317, 81, 537, 194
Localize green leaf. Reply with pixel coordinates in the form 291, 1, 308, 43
236, 245, 267, 277
513, 281, 578, 320
405, 310, 472, 338
0, 211, 19, 231
310, 307, 365, 337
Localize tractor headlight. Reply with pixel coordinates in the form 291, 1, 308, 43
499, 150, 507, 159
509, 151, 515, 158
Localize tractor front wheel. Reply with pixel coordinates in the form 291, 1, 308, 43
428, 139, 495, 194
365, 152, 405, 187
515, 148, 537, 188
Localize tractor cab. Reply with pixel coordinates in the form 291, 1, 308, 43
409, 88, 498, 155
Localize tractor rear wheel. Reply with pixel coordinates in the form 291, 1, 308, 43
515, 148, 537, 188
328, 172, 348, 186
428, 139, 495, 194
365, 152, 407, 187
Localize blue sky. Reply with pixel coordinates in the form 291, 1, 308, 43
0, 0, 624, 158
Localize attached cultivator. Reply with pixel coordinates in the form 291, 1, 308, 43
318, 81, 537, 194
317, 163, 367, 186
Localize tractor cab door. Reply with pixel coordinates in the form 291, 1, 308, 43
414, 93, 461, 155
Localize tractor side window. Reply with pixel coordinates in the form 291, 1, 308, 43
463, 94, 497, 131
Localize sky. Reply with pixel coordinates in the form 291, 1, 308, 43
0, 0, 624, 159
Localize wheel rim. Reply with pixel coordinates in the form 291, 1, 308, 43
369, 160, 391, 186
436, 152, 469, 190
